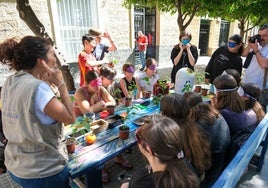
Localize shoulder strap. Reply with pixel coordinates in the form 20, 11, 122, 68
263, 69, 268, 88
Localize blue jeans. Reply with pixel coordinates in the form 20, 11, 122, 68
9, 166, 70, 188
139, 50, 146, 69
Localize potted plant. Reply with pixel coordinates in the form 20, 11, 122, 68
113, 88, 122, 105
153, 77, 170, 96
141, 76, 152, 98
66, 137, 77, 154
118, 125, 130, 140
124, 82, 136, 106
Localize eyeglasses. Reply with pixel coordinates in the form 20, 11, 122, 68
135, 128, 154, 155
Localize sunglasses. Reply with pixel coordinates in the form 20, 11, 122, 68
135, 128, 155, 155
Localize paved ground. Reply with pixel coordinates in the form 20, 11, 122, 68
101, 144, 268, 188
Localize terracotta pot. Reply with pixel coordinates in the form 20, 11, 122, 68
153, 82, 170, 96
124, 97, 132, 107
194, 85, 201, 93
143, 91, 152, 99
201, 88, 208, 96
119, 125, 130, 140
106, 105, 115, 115
66, 137, 76, 154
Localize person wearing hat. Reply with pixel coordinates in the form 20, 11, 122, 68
137, 58, 159, 97
78, 34, 109, 86
88, 28, 117, 61
119, 63, 141, 99
205, 34, 243, 87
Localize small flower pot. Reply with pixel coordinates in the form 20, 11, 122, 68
106, 105, 115, 115
119, 125, 130, 140
66, 137, 76, 154
143, 91, 152, 99
201, 88, 208, 96
194, 85, 201, 93
124, 97, 132, 107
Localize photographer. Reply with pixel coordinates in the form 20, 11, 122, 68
242, 24, 268, 110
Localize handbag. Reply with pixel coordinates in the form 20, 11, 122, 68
259, 69, 268, 106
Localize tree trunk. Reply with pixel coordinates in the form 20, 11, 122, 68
16, 0, 76, 92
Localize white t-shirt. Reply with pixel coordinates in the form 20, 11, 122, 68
34, 82, 56, 125
138, 72, 159, 92
243, 44, 268, 89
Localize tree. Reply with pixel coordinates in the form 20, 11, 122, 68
16, 0, 75, 91
122, 0, 209, 33
206, 0, 268, 39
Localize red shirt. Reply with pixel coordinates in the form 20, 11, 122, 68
137, 35, 148, 52
78, 51, 96, 86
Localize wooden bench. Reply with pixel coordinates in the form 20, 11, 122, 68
212, 114, 268, 188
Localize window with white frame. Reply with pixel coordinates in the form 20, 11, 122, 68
50, 0, 98, 63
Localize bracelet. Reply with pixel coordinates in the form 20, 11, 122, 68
57, 81, 65, 90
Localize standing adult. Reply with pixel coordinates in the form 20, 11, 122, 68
137, 31, 148, 71
242, 24, 268, 107
205, 34, 243, 85
170, 31, 198, 87
78, 34, 109, 87
0, 36, 75, 187
88, 28, 117, 60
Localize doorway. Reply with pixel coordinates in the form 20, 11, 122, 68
199, 19, 210, 56
134, 7, 156, 65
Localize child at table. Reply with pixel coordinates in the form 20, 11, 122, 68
73, 70, 115, 117
119, 63, 141, 99
137, 58, 159, 98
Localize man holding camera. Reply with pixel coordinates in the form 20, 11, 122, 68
242, 24, 268, 87
242, 24, 268, 109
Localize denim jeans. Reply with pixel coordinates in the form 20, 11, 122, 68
9, 166, 70, 188
139, 50, 146, 69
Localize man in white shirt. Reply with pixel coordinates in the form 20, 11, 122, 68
242, 24, 268, 89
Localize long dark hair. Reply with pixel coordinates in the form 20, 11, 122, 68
160, 94, 211, 177
183, 92, 220, 125
137, 114, 199, 188
0, 36, 52, 71
213, 74, 244, 112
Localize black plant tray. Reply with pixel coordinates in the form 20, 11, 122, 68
106, 115, 124, 129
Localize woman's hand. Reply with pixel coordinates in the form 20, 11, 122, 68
40, 60, 64, 87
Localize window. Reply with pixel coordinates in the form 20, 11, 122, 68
50, 0, 98, 63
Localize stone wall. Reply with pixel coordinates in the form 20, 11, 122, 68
0, 0, 52, 42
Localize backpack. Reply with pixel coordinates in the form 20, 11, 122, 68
225, 124, 256, 166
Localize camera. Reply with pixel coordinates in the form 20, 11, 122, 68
248, 34, 261, 43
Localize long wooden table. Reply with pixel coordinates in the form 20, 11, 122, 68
67, 100, 159, 188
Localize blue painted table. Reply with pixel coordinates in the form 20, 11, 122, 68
67, 101, 159, 188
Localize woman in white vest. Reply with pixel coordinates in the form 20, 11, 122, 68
0, 36, 75, 188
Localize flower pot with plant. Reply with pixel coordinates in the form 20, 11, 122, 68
153, 78, 170, 96
119, 125, 130, 140
66, 137, 77, 154
141, 76, 152, 98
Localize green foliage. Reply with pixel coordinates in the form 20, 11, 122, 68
114, 88, 122, 99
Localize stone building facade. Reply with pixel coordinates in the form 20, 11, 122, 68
0, 0, 251, 86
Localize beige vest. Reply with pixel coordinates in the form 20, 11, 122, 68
1, 71, 68, 178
